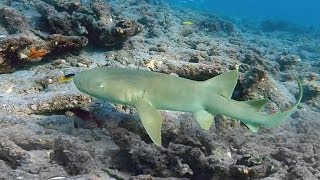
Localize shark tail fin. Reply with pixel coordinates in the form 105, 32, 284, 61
262, 77, 303, 129
243, 77, 303, 131
202, 70, 240, 99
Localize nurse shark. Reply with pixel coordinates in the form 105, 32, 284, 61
72, 67, 303, 146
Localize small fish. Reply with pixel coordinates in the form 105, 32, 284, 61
58, 73, 75, 83
183, 21, 193, 25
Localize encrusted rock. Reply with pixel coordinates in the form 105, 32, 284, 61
0, 33, 87, 73
46, 34, 88, 54
236, 68, 291, 110
199, 18, 235, 34
110, 115, 236, 178
0, 138, 30, 168
42, 0, 82, 12
32, 0, 142, 48
51, 137, 98, 175
242, 51, 266, 67
0, 34, 35, 73
29, 94, 92, 114
0, 6, 31, 34
277, 54, 301, 71
288, 166, 317, 180
302, 81, 320, 102
189, 51, 208, 63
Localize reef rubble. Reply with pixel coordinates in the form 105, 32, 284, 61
0, 0, 319, 179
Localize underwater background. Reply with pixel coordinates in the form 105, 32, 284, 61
0, 0, 319, 179
171, 0, 320, 27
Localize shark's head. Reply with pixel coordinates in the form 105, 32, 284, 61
73, 68, 109, 99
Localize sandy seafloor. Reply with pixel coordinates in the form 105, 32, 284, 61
0, 0, 319, 179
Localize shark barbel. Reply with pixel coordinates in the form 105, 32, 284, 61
73, 67, 303, 146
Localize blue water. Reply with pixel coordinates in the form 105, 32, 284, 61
170, 0, 320, 27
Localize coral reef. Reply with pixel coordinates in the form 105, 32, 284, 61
0, 4, 89, 73
236, 68, 293, 110
0, 0, 142, 73
51, 137, 99, 175
261, 20, 308, 34
110, 113, 236, 178
302, 81, 320, 102
0, 0, 319, 179
32, 0, 142, 47
0, 138, 30, 168
0, 34, 88, 73
0, 6, 31, 34
277, 54, 301, 71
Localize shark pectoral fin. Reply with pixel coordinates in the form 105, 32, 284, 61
135, 100, 163, 146
245, 99, 269, 111
194, 110, 215, 130
202, 70, 239, 99
243, 122, 260, 133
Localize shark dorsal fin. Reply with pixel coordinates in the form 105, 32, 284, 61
203, 70, 239, 99
245, 99, 269, 111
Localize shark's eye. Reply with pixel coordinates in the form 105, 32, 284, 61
98, 84, 104, 88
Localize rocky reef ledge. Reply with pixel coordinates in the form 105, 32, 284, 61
0, 0, 319, 179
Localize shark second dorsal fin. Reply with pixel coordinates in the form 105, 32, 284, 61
203, 70, 239, 99
245, 99, 269, 111
135, 100, 163, 146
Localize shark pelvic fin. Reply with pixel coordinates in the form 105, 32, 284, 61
194, 110, 215, 130
245, 99, 269, 111
244, 122, 260, 132
203, 70, 239, 99
135, 100, 163, 146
